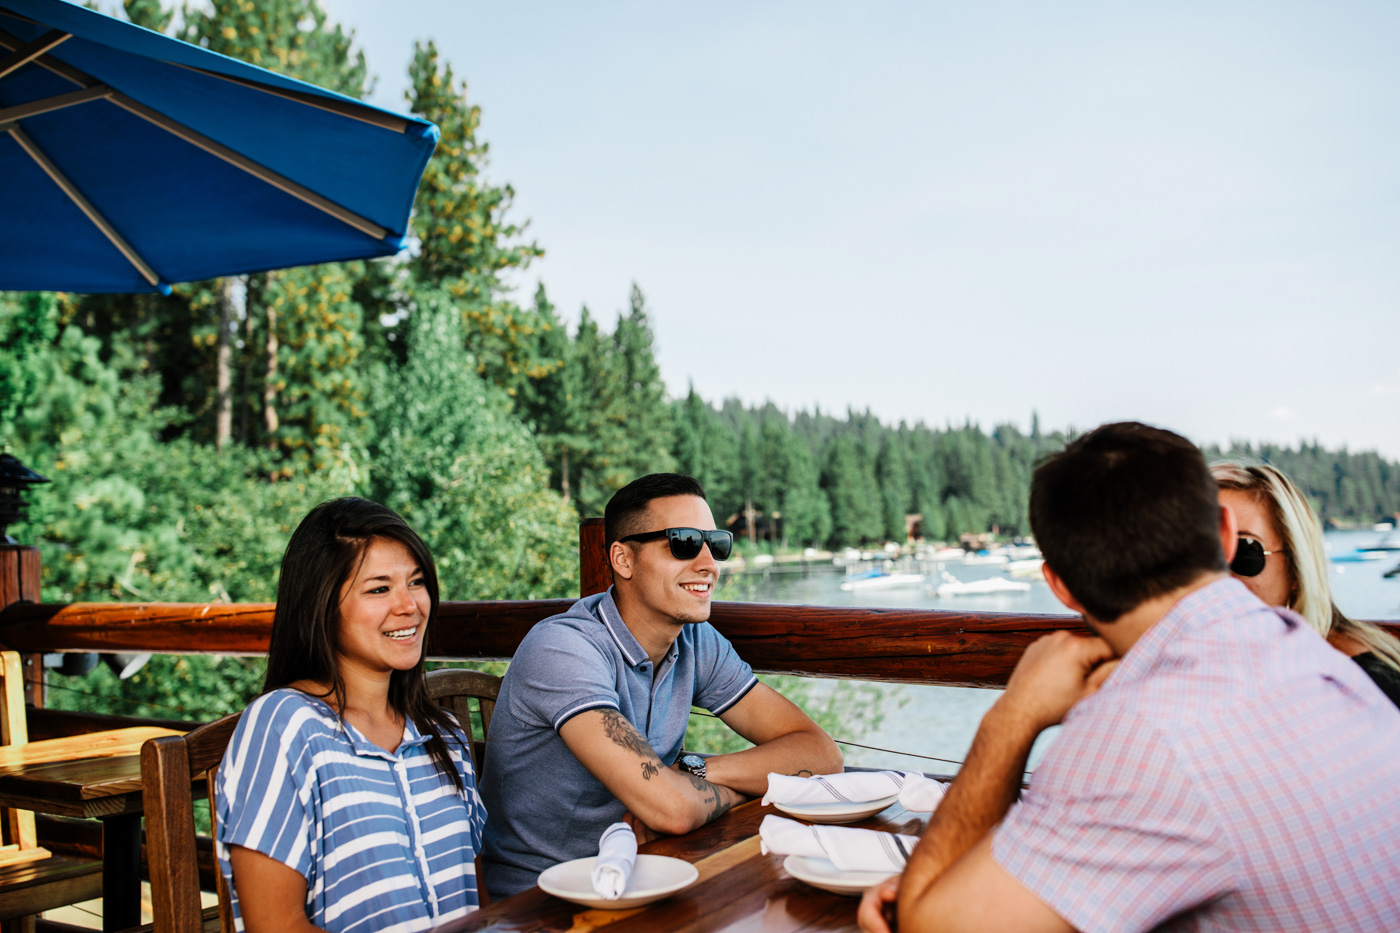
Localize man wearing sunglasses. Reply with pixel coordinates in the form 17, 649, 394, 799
859, 422, 1400, 933
480, 473, 842, 897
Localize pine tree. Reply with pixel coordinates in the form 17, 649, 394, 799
822, 435, 882, 546
876, 435, 913, 542
672, 387, 741, 522
406, 41, 548, 397
611, 285, 675, 476
516, 285, 585, 503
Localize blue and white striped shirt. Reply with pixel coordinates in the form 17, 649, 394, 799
216, 689, 486, 933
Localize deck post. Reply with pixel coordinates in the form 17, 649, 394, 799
0, 544, 43, 707
578, 518, 609, 597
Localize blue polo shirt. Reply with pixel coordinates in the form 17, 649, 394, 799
479, 588, 757, 896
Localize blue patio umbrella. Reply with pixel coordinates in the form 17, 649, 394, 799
0, 0, 437, 294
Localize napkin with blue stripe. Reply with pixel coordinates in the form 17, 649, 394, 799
759, 814, 921, 873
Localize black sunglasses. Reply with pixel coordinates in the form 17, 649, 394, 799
619, 527, 734, 561
1231, 536, 1286, 578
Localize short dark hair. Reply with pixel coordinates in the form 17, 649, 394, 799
605, 473, 708, 545
1029, 422, 1225, 622
264, 497, 465, 793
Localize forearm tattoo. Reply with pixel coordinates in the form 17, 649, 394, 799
600, 709, 666, 781
597, 709, 734, 822
681, 768, 735, 823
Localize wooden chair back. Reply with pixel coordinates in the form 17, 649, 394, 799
0, 650, 44, 867
141, 711, 242, 933
425, 668, 501, 773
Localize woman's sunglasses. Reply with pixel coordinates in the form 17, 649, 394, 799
1231, 536, 1286, 578
619, 527, 734, 561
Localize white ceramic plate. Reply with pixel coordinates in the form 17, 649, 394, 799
783, 854, 897, 896
537, 854, 700, 910
772, 793, 899, 824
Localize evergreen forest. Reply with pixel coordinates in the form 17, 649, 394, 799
3, 1, 1399, 725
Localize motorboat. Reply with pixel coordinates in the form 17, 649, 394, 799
839, 571, 927, 592
932, 571, 1031, 597
1006, 557, 1046, 578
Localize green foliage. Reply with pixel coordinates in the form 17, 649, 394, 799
515, 285, 587, 502
684, 675, 888, 758
6, 0, 1400, 743
180, 0, 368, 97
822, 435, 883, 546
362, 292, 577, 601
48, 655, 267, 723
560, 301, 676, 518
406, 41, 548, 396
673, 387, 741, 517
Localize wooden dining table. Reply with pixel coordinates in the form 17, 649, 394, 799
431, 798, 930, 933
0, 725, 185, 932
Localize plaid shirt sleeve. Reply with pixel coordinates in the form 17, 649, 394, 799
992, 710, 1239, 933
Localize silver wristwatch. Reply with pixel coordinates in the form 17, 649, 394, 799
677, 752, 707, 780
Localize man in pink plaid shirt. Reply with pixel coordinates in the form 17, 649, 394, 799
860, 422, 1400, 933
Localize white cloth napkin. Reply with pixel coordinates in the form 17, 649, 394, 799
761, 770, 922, 807
759, 814, 920, 873
590, 822, 637, 900
897, 773, 949, 812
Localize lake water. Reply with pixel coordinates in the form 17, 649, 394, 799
718, 529, 1400, 774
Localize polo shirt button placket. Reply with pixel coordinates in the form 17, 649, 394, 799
397, 756, 437, 912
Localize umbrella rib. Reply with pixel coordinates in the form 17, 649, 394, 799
6, 124, 163, 288
0, 25, 396, 244
0, 84, 109, 127
0, 27, 68, 81
107, 91, 390, 240
170, 63, 410, 135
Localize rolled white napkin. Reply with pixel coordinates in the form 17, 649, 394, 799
590, 822, 637, 900
759, 814, 920, 873
897, 774, 948, 812
762, 770, 922, 807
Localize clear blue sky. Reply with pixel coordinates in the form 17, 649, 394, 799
317, 0, 1400, 456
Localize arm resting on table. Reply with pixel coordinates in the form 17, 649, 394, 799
559, 708, 745, 836
704, 682, 843, 796
860, 630, 1115, 933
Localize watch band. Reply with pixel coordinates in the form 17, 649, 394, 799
679, 753, 707, 781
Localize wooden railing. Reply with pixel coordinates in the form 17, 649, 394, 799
2, 519, 1397, 700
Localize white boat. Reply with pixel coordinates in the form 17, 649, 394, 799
935, 576, 1032, 597
961, 553, 1009, 567
1006, 557, 1045, 578
839, 572, 926, 592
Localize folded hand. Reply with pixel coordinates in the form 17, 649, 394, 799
999, 631, 1118, 732
857, 875, 901, 933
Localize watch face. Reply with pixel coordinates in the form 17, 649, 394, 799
681, 754, 705, 771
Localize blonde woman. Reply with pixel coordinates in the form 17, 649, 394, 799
1213, 462, 1400, 706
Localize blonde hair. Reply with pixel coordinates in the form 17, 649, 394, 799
1211, 462, 1400, 673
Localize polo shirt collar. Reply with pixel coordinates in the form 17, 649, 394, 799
303, 691, 430, 758
597, 587, 680, 668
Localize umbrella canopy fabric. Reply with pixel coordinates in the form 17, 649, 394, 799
0, 0, 437, 294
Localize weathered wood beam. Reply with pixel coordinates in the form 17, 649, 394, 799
2, 599, 1396, 688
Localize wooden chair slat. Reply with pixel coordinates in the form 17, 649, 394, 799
141, 712, 240, 933
426, 668, 502, 908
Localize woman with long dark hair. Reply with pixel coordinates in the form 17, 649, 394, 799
215, 498, 485, 932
